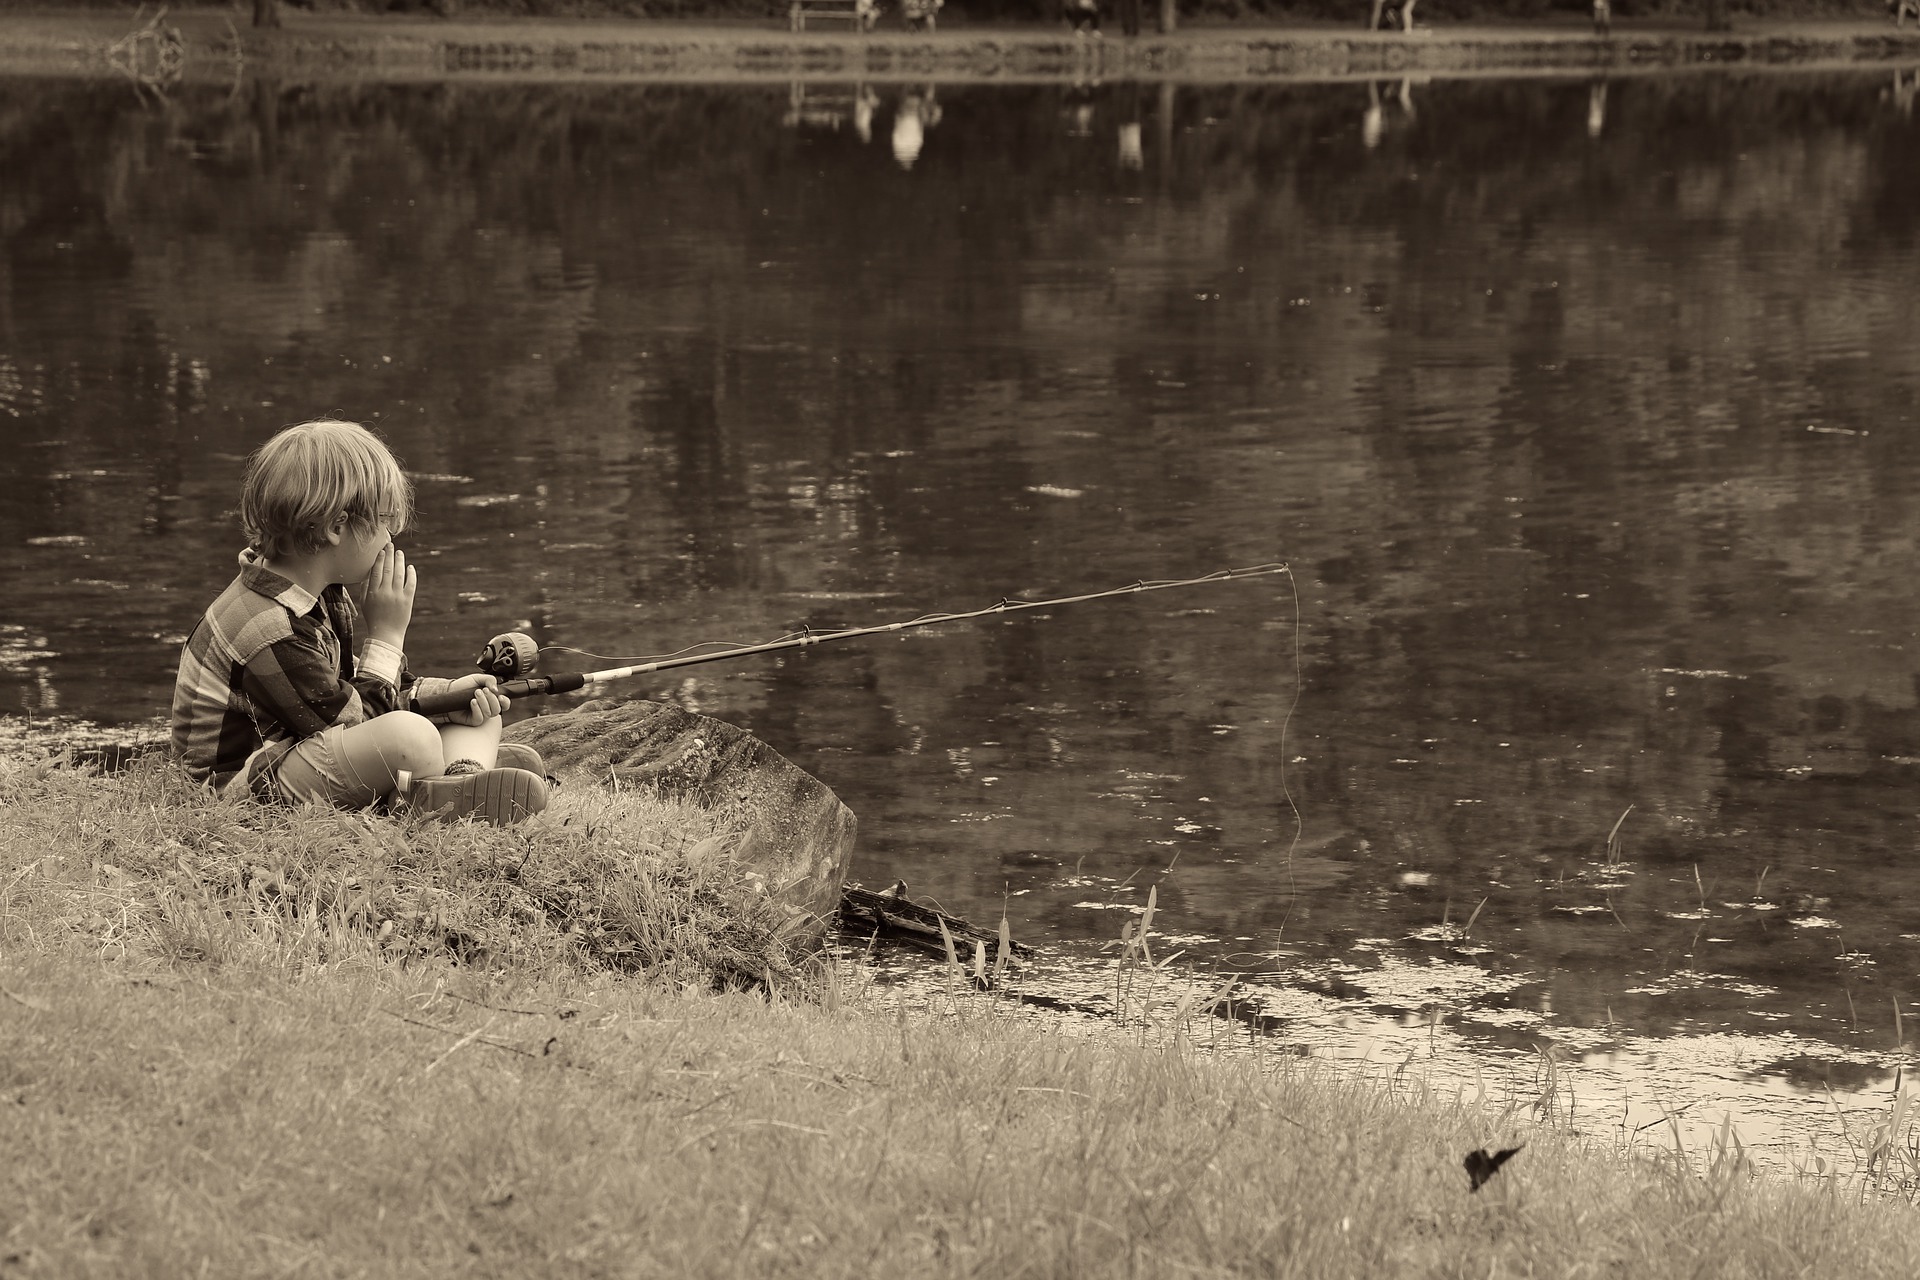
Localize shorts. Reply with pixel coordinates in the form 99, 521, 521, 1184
269, 724, 386, 810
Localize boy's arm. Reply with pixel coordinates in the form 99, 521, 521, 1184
358, 635, 454, 718
237, 616, 379, 740
331, 593, 440, 717
339, 551, 500, 727
350, 543, 454, 716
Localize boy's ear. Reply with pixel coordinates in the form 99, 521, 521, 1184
322, 513, 349, 546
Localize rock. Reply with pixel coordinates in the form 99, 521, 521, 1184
502, 700, 855, 933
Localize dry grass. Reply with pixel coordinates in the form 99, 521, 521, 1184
0, 751, 808, 989
5, 750, 1920, 1276
7, 952, 1920, 1279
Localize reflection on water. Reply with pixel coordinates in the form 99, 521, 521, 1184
1362, 77, 1418, 149
4, 71, 1919, 1154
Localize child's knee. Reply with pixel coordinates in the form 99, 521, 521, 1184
366, 711, 444, 772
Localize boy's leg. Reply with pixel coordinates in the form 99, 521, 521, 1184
276, 712, 546, 824
332, 712, 445, 800
436, 717, 501, 772
276, 713, 443, 809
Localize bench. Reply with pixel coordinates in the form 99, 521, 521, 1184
790, 0, 879, 31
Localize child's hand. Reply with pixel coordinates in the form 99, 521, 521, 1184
362, 545, 416, 646
440, 673, 508, 726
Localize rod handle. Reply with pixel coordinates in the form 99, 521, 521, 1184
412, 672, 588, 716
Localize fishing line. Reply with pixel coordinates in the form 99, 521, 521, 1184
420, 561, 1292, 715
534, 563, 1291, 670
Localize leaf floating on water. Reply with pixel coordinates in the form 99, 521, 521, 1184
1023, 484, 1084, 499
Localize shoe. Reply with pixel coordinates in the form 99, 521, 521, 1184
493, 743, 547, 777
407, 766, 549, 826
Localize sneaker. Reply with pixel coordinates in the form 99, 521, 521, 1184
408, 766, 549, 826
493, 743, 548, 778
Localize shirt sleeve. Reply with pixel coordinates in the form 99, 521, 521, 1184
327, 589, 410, 718
360, 637, 406, 686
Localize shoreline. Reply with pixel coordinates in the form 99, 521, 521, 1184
3, 9, 1919, 83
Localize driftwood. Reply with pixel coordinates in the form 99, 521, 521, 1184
839, 882, 1031, 967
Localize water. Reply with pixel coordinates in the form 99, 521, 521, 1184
4, 70, 1919, 1163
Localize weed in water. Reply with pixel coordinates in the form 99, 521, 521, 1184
1605, 802, 1634, 865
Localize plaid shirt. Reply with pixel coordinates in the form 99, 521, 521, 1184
169, 550, 448, 798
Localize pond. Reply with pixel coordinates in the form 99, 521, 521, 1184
4, 68, 1919, 1163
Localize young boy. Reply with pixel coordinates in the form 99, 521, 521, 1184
170, 419, 549, 825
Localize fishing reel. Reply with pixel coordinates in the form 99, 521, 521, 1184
475, 631, 539, 681
417, 630, 581, 716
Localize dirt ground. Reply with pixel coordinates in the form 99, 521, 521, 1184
1, 5, 1918, 82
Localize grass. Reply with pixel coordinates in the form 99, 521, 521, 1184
5, 752, 1920, 1277
0, 752, 806, 990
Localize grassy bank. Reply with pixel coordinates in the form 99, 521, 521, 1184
6, 3, 1918, 87
6, 753, 1920, 1275
0, 750, 812, 987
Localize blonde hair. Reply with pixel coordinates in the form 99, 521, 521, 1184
240, 419, 413, 560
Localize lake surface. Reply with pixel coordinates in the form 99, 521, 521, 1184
4, 69, 1919, 1161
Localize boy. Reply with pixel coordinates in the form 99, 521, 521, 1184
170, 419, 549, 825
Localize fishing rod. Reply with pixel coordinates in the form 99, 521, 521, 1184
413, 561, 1290, 716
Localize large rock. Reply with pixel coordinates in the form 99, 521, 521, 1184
503, 700, 855, 933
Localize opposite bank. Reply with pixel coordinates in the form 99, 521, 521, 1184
3, 11, 1920, 82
